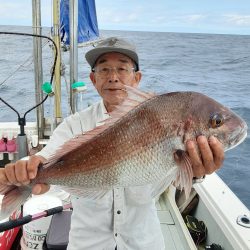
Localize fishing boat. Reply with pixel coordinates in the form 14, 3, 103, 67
0, 1, 249, 249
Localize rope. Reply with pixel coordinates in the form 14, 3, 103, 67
0, 56, 32, 87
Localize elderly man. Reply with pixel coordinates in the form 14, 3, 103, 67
0, 37, 224, 249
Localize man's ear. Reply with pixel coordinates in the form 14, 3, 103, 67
132, 71, 142, 88
90, 72, 96, 85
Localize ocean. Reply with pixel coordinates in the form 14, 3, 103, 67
0, 26, 250, 209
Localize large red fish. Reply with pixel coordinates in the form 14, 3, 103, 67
0, 87, 247, 220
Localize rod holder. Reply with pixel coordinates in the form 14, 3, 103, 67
17, 135, 28, 159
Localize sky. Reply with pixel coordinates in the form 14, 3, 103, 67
0, 0, 249, 35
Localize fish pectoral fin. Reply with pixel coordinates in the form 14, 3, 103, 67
0, 185, 31, 221
173, 149, 193, 199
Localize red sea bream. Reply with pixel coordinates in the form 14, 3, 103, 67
0, 88, 247, 220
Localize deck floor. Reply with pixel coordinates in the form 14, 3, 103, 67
156, 201, 187, 250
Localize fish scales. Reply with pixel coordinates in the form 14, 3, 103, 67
33, 91, 247, 190
35, 95, 176, 188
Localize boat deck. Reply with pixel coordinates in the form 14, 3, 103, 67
156, 188, 197, 250
157, 207, 186, 249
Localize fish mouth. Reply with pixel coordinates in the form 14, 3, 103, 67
225, 122, 248, 151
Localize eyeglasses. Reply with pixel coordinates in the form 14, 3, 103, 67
93, 66, 135, 78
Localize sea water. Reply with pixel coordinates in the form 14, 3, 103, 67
0, 25, 249, 208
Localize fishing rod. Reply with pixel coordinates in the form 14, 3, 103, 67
0, 31, 58, 91
0, 32, 58, 158
0, 31, 58, 115
0, 203, 72, 233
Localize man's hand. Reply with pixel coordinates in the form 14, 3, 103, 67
0, 155, 50, 195
186, 135, 224, 178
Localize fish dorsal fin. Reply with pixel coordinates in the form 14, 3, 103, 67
108, 85, 155, 119
45, 86, 155, 168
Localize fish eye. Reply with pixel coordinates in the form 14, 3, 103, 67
210, 114, 224, 128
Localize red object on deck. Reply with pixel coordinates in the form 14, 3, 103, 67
0, 210, 21, 250
0, 227, 20, 250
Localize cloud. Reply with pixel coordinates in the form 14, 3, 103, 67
224, 14, 250, 26
97, 7, 140, 25
176, 14, 207, 24
127, 13, 138, 22
186, 15, 206, 22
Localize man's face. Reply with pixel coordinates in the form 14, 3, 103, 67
90, 52, 141, 112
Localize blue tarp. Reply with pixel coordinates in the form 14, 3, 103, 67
60, 0, 99, 45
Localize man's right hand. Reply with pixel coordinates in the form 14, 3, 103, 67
0, 155, 50, 195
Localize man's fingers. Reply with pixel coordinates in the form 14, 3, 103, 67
208, 136, 224, 169
186, 139, 205, 177
0, 168, 11, 185
2, 155, 46, 186
32, 184, 50, 195
5, 163, 19, 185
187, 136, 225, 178
27, 155, 44, 179
197, 136, 216, 174
14, 160, 30, 184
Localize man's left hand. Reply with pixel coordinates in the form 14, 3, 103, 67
186, 135, 224, 178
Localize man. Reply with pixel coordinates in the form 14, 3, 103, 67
0, 37, 224, 249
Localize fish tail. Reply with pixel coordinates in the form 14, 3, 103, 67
0, 184, 31, 221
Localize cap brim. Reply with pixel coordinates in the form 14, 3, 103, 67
85, 47, 139, 70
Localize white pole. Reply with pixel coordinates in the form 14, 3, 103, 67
32, 0, 44, 138
69, 0, 78, 113
52, 0, 62, 125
